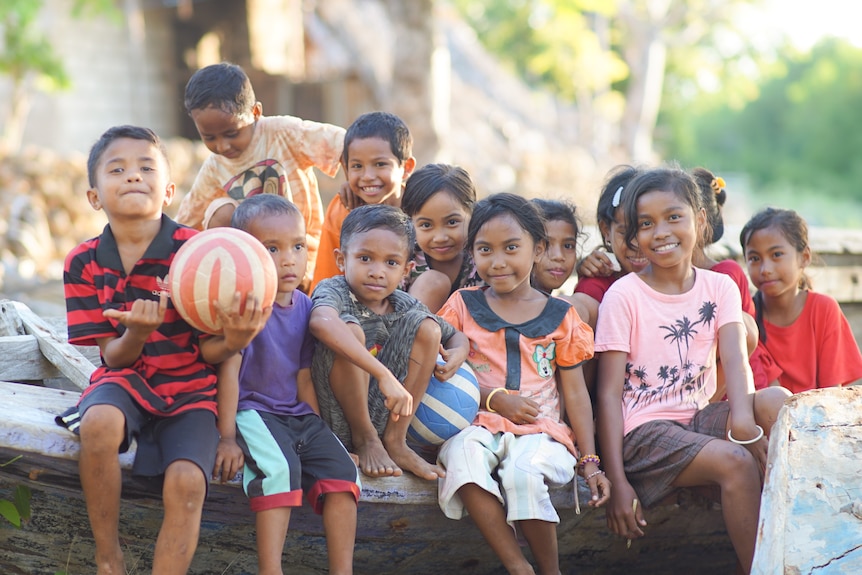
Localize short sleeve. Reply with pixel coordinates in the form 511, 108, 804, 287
310, 277, 358, 324
438, 291, 465, 332
594, 285, 633, 354
556, 307, 594, 368
64, 244, 117, 346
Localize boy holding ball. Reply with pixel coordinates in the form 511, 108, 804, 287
57, 125, 268, 574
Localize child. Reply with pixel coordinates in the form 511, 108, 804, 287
310, 111, 416, 292
689, 168, 781, 394
214, 194, 359, 575
741, 207, 862, 393
309, 204, 469, 479
175, 62, 344, 291
571, 166, 647, 329
436, 193, 610, 575
530, 198, 581, 295
400, 163, 483, 312
594, 167, 790, 573
57, 125, 269, 574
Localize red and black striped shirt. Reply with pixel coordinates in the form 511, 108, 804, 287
64, 215, 217, 416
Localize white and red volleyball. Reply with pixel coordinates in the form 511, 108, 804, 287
169, 227, 277, 334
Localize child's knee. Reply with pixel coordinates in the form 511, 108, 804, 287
414, 318, 442, 347
720, 444, 759, 483
754, 386, 791, 431
79, 405, 125, 447
163, 460, 207, 502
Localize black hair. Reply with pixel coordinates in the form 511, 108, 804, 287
532, 198, 581, 240
691, 167, 727, 244
340, 204, 415, 260
231, 194, 301, 233
740, 207, 813, 343
342, 112, 412, 166
596, 165, 640, 250
184, 62, 256, 119
621, 166, 708, 253
401, 163, 476, 217
467, 193, 547, 252
87, 125, 169, 188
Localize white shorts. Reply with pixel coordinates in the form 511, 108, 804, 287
437, 426, 576, 525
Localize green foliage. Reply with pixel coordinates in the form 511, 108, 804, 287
0, 0, 69, 90
663, 38, 862, 224
0, 484, 31, 528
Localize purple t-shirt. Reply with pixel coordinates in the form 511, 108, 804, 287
237, 290, 316, 416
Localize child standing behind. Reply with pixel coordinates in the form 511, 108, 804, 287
595, 167, 790, 573
741, 207, 862, 392
309, 204, 469, 479
58, 125, 269, 574
175, 62, 344, 291
214, 194, 359, 575
310, 112, 416, 292
400, 163, 483, 312
437, 193, 610, 575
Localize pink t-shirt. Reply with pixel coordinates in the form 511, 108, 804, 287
594, 269, 743, 436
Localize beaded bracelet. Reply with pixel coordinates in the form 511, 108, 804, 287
585, 469, 605, 481
485, 387, 510, 413
727, 424, 764, 445
578, 454, 601, 468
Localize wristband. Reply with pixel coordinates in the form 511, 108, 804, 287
485, 387, 509, 413
726, 424, 764, 445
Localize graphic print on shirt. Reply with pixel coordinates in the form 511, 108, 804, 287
532, 342, 556, 378
223, 159, 288, 201
624, 299, 717, 410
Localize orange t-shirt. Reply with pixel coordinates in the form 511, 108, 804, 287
310, 199, 349, 293
439, 287, 594, 455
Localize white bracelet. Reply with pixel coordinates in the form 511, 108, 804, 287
726, 424, 764, 445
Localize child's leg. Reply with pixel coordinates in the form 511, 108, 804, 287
753, 386, 791, 432
322, 492, 357, 575
382, 317, 445, 480
78, 404, 127, 575
458, 484, 536, 575
255, 507, 292, 575
153, 459, 207, 575
519, 520, 560, 575
328, 322, 401, 477
672, 440, 761, 572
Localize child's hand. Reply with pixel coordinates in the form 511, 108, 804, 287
576, 249, 615, 279
338, 181, 365, 210
435, 344, 467, 381
215, 292, 272, 353
729, 422, 769, 475
378, 370, 413, 421
606, 480, 646, 540
213, 436, 244, 483
584, 465, 612, 508
103, 291, 168, 340
491, 392, 540, 425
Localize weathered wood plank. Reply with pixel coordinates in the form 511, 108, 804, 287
8, 300, 96, 390
753, 387, 862, 574
0, 335, 62, 381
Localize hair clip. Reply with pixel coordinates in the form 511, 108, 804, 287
611, 186, 624, 208
710, 176, 726, 195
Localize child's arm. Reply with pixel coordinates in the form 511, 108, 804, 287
434, 331, 470, 381
309, 305, 412, 419
559, 366, 611, 507
719, 322, 767, 469
597, 350, 647, 539
213, 353, 244, 483
98, 291, 168, 368
200, 292, 272, 365
296, 367, 320, 414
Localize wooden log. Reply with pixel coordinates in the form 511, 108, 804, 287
0, 335, 62, 381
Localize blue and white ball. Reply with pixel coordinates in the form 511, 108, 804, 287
408, 358, 480, 446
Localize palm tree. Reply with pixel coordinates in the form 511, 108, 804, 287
697, 300, 717, 329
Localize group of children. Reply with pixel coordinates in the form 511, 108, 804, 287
55, 60, 862, 575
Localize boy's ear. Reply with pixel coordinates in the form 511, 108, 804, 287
402, 156, 417, 181
86, 188, 102, 211
252, 102, 263, 120
403, 259, 416, 278
334, 248, 345, 272
163, 182, 177, 207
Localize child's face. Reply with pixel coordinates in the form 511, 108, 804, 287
473, 214, 544, 296
335, 228, 414, 310
344, 137, 415, 206
245, 211, 307, 306
86, 137, 175, 221
533, 218, 577, 291
634, 190, 703, 271
604, 210, 648, 274
412, 191, 469, 264
191, 103, 261, 160
744, 225, 810, 300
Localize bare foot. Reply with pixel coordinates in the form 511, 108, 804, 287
384, 437, 445, 480
95, 546, 125, 575
354, 435, 402, 477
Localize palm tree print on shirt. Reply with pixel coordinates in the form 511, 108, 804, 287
625, 299, 717, 410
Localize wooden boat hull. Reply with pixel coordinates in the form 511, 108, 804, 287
0, 300, 737, 574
